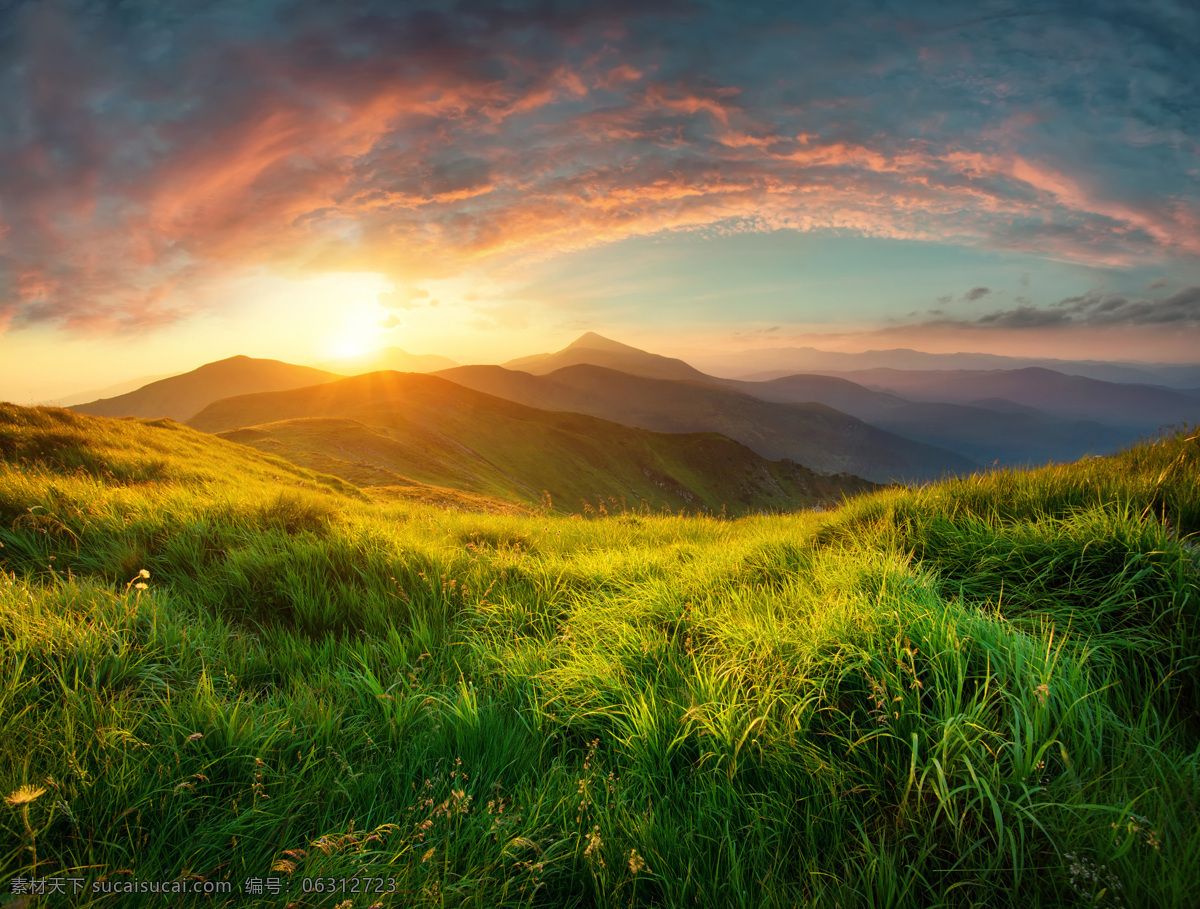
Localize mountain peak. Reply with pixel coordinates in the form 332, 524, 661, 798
70, 356, 340, 422
564, 332, 639, 353
503, 333, 709, 382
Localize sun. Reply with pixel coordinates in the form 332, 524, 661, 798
330, 338, 370, 360
321, 296, 389, 361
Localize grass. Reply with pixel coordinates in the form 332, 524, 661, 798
0, 404, 1197, 907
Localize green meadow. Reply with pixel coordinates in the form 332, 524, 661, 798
1, 403, 1198, 907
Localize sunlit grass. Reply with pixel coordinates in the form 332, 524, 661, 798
1, 406, 1197, 906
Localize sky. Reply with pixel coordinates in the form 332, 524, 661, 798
1, 0, 1199, 401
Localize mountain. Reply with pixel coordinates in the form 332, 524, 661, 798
819, 367, 1200, 435
434, 363, 976, 483
47, 372, 182, 407
188, 371, 875, 513
504, 332, 711, 382
69, 356, 342, 423
716, 373, 1131, 466
490, 334, 1170, 464
692, 346, 1200, 387
315, 347, 458, 375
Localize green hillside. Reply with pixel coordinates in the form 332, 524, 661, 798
1, 403, 1198, 907
190, 371, 873, 513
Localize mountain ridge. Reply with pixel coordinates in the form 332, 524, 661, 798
692, 345, 1200, 387
435, 362, 976, 483
819, 366, 1200, 433
315, 347, 459, 375
713, 372, 1131, 465
69, 356, 342, 423
503, 333, 710, 382
188, 371, 877, 512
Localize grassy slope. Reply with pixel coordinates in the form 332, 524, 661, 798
190, 371, 873, 513
1, 404, 1198, 907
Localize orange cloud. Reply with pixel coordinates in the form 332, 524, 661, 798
4, 2, 1197, 337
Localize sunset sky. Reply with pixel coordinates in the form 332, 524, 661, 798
2, 0, 1198, 402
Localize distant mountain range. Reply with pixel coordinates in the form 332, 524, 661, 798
59, 333, 1200, 510
435, 363, 974, 483
459, 335, 1159, 467
692, 346, 1200, 388
818, 367, 1200, 435
188, 372, 875, 512
714, 372, 1130, 466
503, 332, 709, 382
315, 347, 459, 375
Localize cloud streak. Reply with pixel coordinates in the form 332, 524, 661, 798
920, 285, 1200, 330
1, 0, 1197, 334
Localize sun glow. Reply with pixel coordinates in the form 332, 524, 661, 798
322, 316, 385, 361
313, 277, 395, 361
329, 337, 371, 359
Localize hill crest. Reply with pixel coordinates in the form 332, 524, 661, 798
70, 356, 341, 423
503, 333, 710, 383
187, 370, 876, 513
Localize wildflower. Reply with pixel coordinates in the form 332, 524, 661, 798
5, 786, 46, 807
628, 849, 650, 875
583, 826, 605, 868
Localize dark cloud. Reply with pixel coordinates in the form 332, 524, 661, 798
976, 305, 1071, 328
1057, 286, 1200, 324
963, 286, 991, 301
919, 285, 1200, 330
730, 325, 781, 342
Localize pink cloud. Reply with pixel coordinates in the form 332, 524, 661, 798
3, 4, 1196, 337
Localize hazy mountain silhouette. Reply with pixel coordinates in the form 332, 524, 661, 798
188, 371, 875, 512
504, 332, 710, 382
48, 372, 181, 407
820, 367, 1200, 434
717, 374, 1130, 465
73, 333, 1186, 492
316, 347, 458, 375
70, 356, 341, 422
435, 363, 976, 483
451, 334, 1129, 467
696, 346, 1200, 387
